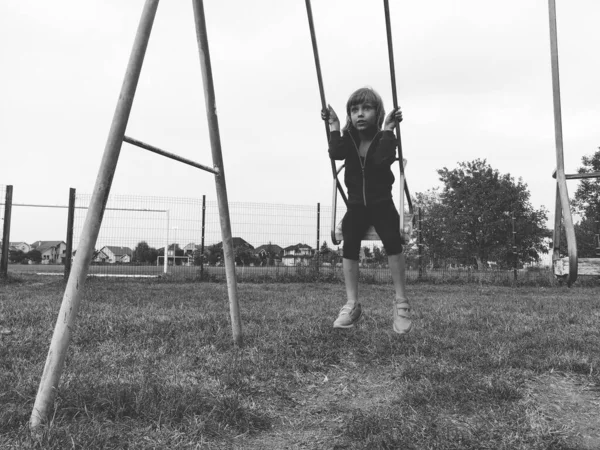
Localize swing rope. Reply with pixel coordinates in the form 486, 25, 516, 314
305, 0, 414, 245
304, 0, 348, 209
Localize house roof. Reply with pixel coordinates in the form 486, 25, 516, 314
212, 237, 254, 249
31, 240, 64, 249
31, 241, 65, 254
254, 244, 283, 254
102, 246, 133, 256
283, 243, 313, 251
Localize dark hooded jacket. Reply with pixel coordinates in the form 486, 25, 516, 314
328, 129, 397, 206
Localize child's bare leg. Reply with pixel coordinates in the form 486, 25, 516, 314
388, 253, 408, 302
388, 252, 412, 334
343, 258, 359, 306
332, 258, 362, 328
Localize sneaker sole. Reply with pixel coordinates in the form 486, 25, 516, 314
333, 310, 362, 329
393, 322, 412, 334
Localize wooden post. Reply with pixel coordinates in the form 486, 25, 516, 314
418, 207, 423, 280
64, 188, 75, 280
548, 0, 577, 284
200, 194, 206, 279
1, 185, 13, 278
512, 211, 518, 282
316, 203, 320, 273
192, 0, 242, 346
30, 0, 160, 429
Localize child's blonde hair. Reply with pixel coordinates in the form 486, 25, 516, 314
343, 87, 386, 133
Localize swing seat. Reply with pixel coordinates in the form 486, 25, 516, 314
334, 213, 415, 244
554, 257, 600, 277
331, 158, 414, 245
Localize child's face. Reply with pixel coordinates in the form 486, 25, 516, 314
350, 102, 378, 132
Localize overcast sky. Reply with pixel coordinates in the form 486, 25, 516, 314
1, 0, 599, 244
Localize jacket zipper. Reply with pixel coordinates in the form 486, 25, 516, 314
348, 131, 380, 207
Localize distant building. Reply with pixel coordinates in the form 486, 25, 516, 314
211, 237, 254, 250
98, 246, 133, 263
282, 243, 314, 266
253, 243, 283, 266
182, 242, 198, 256
254, 244, 283, 258
30, 241, 67, 264
10, 242, 31, 253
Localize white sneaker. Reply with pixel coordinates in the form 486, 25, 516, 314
393, 302, 412, 334
333, 303, 362, 329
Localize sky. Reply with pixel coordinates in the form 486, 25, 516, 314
1, 0, 599, 244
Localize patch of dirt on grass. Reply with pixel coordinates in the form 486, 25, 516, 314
524, 372, 600, 449
235, 365, 405, 449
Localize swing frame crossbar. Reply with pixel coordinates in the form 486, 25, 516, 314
548, 0, 600, 285
29, 0, 242, 430
305, 0, 413, 246
123, 135, 219, 174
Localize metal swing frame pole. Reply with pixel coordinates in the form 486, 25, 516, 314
548, 0, 577, 284
30, 0, 160, 429
383, 0, 412, 236
192, 0, 242, 345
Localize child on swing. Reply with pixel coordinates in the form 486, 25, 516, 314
322, 87, 411, 334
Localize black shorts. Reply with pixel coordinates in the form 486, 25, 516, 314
342, 200, 403, 260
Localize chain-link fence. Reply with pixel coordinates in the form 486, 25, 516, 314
2, 187, 560, 284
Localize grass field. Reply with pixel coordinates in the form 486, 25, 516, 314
1, 275, 599, 449
8, 262, 556, 286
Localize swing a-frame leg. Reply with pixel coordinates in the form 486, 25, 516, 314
547, 0, 600, 284
30, 0, 242, 430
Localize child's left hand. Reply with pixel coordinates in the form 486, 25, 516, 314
384, 107, 403, 131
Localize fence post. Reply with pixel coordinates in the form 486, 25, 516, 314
418, 207, 423, 280
1, 185, 13, 278
200, 195, 206, 280
595, 206, 599, 256
316, 202, 320, 274
512, 210, 517, 282
64, 188, 76, 280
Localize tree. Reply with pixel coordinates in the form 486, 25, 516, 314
205, 244, 223, 266
133, 241, 158, 264
414, 188, 453, 267
572, 148, 600, 218
9, 249, 26, 264
234, 246, 255, 266
574, 216, 599, 258
571, 148, 600, 256
26, 249, 42, 264
431, 159, 550, 268
372, 245, 387, 264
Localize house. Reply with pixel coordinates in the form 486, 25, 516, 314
98, 246, 133, 263
254, 244, 283, 258
92, 249, 111, 263
30, 241, 67, 264
253, 244, 283, 266
10, 242, 31, 253
282, 243, 314, 266
211, 237, 254, 250
182, 242, 198, 256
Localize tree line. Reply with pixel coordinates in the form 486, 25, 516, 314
409, 150, 600, 269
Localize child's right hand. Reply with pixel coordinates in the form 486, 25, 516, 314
321, 105, 340, 132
